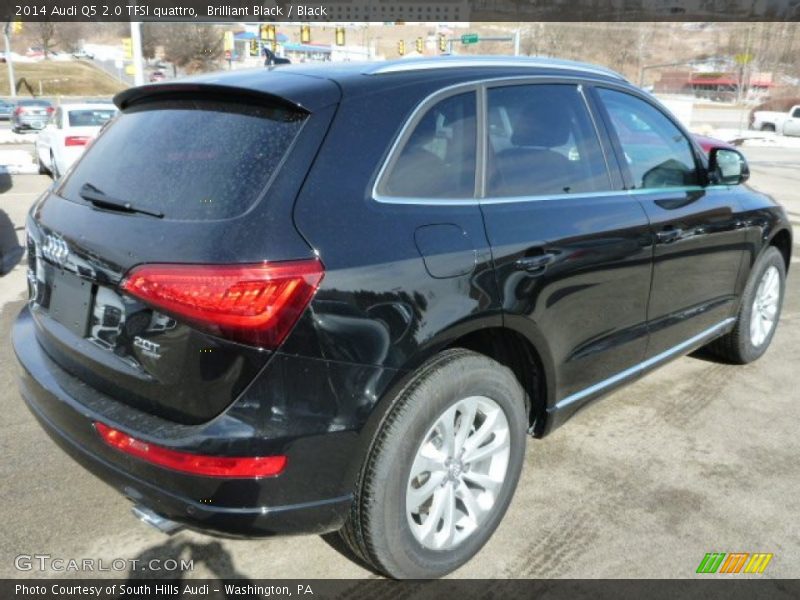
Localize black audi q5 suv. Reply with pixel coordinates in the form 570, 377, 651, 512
14, 57, 792, 578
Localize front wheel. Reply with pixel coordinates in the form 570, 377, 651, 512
706, 246, 785, 364
340, 349, 528, 578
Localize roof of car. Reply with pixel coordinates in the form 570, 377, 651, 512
116, 56, 629, 113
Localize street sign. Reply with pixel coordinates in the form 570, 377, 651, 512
461, 33, 479, 45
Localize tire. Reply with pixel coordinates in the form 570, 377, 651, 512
36, 147, 47, 175
340, 348, 528, 578
760, 123, 776, 132
50, 152, 60, 179
706, 246, 785, 364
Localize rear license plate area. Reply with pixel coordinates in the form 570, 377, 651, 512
49, 270, 93, 337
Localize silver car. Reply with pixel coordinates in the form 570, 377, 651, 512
11, 99, 54, 133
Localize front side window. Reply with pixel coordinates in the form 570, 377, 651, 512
380, 92, 477, 199
597, 88, 699, 190
486, 84, 610, 197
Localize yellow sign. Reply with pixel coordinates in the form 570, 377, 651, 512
223, 31, 234, 52
124, 65, 137, 75
122, 38, 132, 59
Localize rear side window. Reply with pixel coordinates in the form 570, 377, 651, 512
379, 92, 477, 199
486, 84, 610, 197
597, 88, 699, 189
58, 99, 307, 221
68, 109, 116, 127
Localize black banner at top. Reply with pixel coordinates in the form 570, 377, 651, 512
1, 0, 799, 22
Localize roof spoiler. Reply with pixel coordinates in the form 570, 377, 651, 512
114, 82, 310, 113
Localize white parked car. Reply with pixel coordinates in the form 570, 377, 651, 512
35, 103, 118, 178
751, 104, 800, 136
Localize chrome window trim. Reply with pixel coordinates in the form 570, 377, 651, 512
553, 317, 736, 412
372, 75, 728, 206
373, 75, 626, 205
373, 185, 728, 207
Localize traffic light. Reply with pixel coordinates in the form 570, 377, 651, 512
439, 34, 447, 52
335, 27, 345, 47
250, 40, 258, 56
416, 37, 423, 54
122, 38, 132, 59
300, 25, 311, 44
398, 40, 405, 56
260, 24, 276, 42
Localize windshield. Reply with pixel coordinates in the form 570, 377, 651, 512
57, 98, 307, 221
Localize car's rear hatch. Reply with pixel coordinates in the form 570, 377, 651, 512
25, 74, 339, 425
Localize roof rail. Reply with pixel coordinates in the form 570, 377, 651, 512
366, 56, 627, 81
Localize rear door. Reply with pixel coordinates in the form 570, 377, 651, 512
479, 81, 653, 408
593, 86, 745, 358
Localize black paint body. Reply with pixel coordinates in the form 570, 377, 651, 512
13, 62, 792, 536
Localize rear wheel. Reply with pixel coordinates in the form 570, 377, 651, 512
706, 246, 785, 364
340, 349, 528, 578
760, 123, 776, 132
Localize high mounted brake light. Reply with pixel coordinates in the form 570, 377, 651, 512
121, 258, 324, 348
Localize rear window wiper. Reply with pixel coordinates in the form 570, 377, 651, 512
79, 183, 164, 219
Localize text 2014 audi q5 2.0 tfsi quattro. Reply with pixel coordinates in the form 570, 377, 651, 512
14, 58, 792, 578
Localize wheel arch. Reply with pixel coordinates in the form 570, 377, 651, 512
768, 227, 793, 273
362, 315, 557, 451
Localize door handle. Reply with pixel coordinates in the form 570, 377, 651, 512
655, 228, 682, 244
514, 253, 556, 273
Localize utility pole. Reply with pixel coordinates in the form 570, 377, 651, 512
4, 22, 17, 97
130, 21, 145, 86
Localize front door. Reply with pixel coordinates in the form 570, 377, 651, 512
479, 82, 653, 406
594, 86, 745, 357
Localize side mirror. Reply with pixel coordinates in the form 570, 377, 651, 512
708, 147, 749, 186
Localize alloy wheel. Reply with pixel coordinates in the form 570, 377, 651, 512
405, 395, 510, 551
750, 265, 780, 347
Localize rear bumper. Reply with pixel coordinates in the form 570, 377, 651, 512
13, 306, 360, 537
14, 117, 47, 130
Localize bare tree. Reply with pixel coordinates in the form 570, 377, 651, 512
162, 24, 224, 73
58, 23, 86, 53
36, 22, 58, 58
140, 23, 162, 61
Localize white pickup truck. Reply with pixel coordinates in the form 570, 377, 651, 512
751, 104, 800, 136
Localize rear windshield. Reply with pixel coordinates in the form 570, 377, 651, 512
58, 98, 307, 221
68, 109, 116, 127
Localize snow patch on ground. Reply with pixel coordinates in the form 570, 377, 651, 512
0, 150, 37, 174
691, 126, 800, 148
0, 129, 39, 145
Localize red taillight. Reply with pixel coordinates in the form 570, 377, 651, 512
65, 135, 91, 147
46, 106, 54, 114
94, 422, 287, 478
13, 107, 23, 116
121, 258, 324, 348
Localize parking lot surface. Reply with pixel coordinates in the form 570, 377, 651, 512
1, 148, 798, 579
